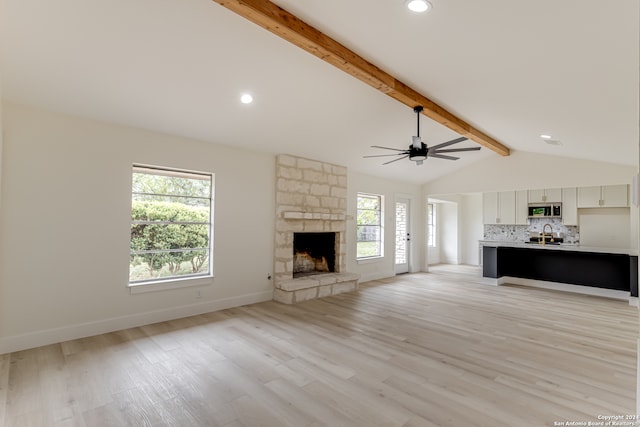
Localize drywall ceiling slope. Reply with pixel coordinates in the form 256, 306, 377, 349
272, 0, 640, 166
0, 0, 638, 184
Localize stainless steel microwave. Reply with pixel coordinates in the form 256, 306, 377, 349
528, 203, 562, 218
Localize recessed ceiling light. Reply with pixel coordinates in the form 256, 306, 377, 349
540, 134, 552, 139
240, 93, 253, 104
406, 0, 432, 13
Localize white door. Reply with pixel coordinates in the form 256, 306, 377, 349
395, 199, 410, 274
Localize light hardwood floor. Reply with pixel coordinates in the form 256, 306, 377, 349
1, 265, 638, 426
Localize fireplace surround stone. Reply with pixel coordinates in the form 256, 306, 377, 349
273, 154, 359, 303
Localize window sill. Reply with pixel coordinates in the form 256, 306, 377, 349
356, 256, 384, 264
128, 275, 213, 294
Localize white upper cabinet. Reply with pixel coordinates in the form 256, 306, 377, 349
561, 187, 578, 226
515, 190, 529, 225
499, 191, 516, 225
483, 191, 517, 225
602, 185, 629, 207
528, 188, 562, 203
577, 186, 601, 207
483, 192, 499, 224
577, 184, 628, 208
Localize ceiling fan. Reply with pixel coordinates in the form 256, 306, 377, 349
364, 106, 481, 165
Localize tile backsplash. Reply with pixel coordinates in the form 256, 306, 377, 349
484, 218, 579, 244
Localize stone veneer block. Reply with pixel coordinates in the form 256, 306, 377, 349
318, 285, 332, 298
294, 287, 319, 302
278, 278, 320, 292
297, 158, 323, 171
274, 261, 287, 274
335, 272, 360, 282
317, 275, 338, 286
283, 212, 304, 220
332, 281, 358, 295
273, 289, 294, 304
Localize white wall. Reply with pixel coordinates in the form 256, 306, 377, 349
0, 74, 3, 207
347, 172, 423, 282
459, 194, 483, 265
424, 151, 637, 195
0, 78, 4, 349
0, 103, 276, 354
440, 202, 459, 264
427, 194, 483, 266
579, 208, 631, 248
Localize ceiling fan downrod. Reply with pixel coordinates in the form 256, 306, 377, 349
414, 105, 423, 138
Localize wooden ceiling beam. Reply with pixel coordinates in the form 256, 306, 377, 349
212, 0, 510, 157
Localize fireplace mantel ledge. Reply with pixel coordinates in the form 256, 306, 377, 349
282, 212, 350, 221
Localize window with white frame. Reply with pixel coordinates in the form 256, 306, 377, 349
427, 203, 436, 247
357, 193, 383, 259
129, 165, 213, 284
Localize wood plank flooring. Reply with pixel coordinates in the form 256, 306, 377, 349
1, 265, 638, 426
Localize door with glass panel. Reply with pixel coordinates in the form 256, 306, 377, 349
395, 198, 410, 274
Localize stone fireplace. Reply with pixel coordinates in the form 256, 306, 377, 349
273, 154, 359, 304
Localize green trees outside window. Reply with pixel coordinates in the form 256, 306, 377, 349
357, 193, 383, 258
129, 166, 213, 283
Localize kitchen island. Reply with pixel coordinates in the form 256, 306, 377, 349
481, 241, 638, 300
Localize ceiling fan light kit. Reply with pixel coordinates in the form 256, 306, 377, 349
363, 106, 481, 166
406, 0, 432, 13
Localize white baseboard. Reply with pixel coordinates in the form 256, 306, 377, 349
498, 276, 630, 301
0, 290, 273, 355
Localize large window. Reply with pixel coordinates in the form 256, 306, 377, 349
129, 165, 213, 284
357, 193, 383, 259
427, 203, 436, 247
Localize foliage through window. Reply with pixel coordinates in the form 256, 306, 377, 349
357, 193, 383, 258
427, 203, 436, 247
129, 165, 213, 284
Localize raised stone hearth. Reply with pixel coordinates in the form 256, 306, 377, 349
273, 154, 359, 303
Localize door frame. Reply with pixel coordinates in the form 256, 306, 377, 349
395, 196, 411, 274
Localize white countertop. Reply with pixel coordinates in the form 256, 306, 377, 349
479, 240, 638, 256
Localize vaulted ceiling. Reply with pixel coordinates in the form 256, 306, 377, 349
1, 0, 638, 184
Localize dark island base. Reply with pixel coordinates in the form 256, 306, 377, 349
483, 246, 638, 297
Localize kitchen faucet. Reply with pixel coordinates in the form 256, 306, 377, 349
540, 223, 554, 245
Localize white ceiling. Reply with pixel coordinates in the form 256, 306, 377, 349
1, 0, 638, 184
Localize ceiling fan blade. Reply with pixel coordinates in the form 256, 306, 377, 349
429, 153, 460, 161
363, 153, 409, 158
382, 155, 409, 165
428, 136, 469, 151
371, 145, 407, 152
431, 147, 481, 154
412, 136, 422, 150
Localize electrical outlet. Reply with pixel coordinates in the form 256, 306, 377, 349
196, 290, 202, 299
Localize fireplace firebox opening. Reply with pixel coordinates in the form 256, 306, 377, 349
293, 232, 337, 278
